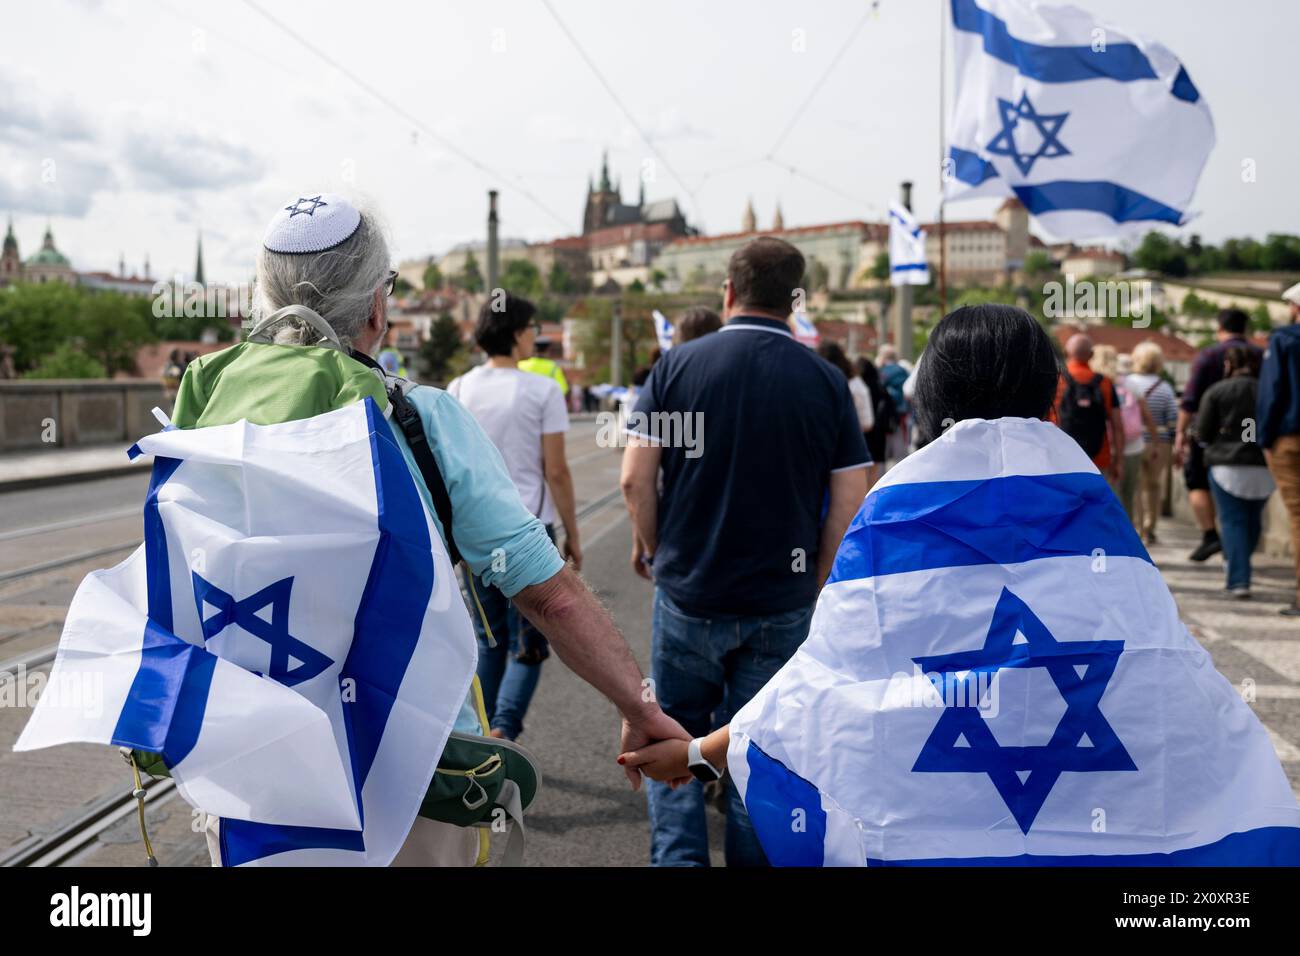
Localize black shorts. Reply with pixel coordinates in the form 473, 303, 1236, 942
1184, 439, 1210, 491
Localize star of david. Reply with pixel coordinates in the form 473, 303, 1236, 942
285, 195, 328, 217
192, 572, 333, 687
985, 92, 1071, 176
911, 587, 1135, 834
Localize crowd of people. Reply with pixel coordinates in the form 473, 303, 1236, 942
204, 192, 1300, 866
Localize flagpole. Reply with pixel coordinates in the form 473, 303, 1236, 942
938, 0, 948, 317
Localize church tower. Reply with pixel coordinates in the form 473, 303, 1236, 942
772, 202, 785, 232
741, 197, 756, 233
0, 216, 20, 285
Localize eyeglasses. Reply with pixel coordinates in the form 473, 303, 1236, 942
383, 270, 398, 296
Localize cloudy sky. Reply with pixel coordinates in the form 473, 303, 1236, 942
2, 0, 1296, 283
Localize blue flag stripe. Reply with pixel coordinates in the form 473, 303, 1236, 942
1012, 181, 1184, 225
745, 742, 826, 867
950, 0, 1175, 91
829, 471, 1151, 584
867, 827, 1300, 866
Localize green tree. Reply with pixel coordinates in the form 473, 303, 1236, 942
869, 251, 890, 282
456, 252, 484, 293
0, 281, 81, 372
500, 258, 543, 298
422, 262, 444, 290
548, 263, 574, 294
418, 313, 466, 384
649, 269, 667, 291
79, 292, 156, 375
1022, 250, 1056, 278
24, 342, 107, 379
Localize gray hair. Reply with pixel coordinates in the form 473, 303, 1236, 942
254, 205, 389, 350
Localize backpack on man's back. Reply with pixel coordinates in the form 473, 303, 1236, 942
1058, 372, 1109, 459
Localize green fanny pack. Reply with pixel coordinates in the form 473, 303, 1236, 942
130, 731, 541, 865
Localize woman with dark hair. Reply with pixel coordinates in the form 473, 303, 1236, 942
856, 356, 894, 487
912, 303, 1061, 444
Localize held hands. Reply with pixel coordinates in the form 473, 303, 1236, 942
619, 708, 692, 790
619, 738, 691, 785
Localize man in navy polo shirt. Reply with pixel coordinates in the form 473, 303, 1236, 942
620, 237, 870, 866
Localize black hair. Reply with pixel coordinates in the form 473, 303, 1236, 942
816, 340, 854, 380
1218, 308, 1249, 335
856, 355, 883, 395
474, 292, 537, 357
727, 237, 805, 314
913, 304, 1060, 444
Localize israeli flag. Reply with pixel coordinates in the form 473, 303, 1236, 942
945, 0, 1214, 240
729, 418, 1300, 866
652, 310, 675, 353
888, 202, 930, 287
15, 399, 477, 866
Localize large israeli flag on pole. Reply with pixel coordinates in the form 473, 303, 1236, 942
889, 202, 930, 287
15, 398, 477, 866
944, 0, 1214, 240
729, 418, 1300, 866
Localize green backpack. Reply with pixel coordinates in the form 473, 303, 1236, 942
129, 311, 542, 865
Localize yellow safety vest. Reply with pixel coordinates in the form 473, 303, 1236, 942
517, 356, 568, 395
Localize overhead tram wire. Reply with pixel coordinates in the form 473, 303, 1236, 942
764, 3, 878, 163
540, 0, 702, 217
238, 0, 571, 230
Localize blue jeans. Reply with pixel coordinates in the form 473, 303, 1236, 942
464, 527, 554, 739
646, 589, 815, 867
1209, 476, 1267, 590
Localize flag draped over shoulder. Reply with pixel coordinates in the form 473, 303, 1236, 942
945, 0, 1214, 240
888, 202, 930, 287
16, 398, 477, 866
729, 417, 1300, 866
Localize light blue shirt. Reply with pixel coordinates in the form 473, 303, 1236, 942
387, 384, 564, 598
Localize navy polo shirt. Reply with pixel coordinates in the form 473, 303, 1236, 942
629, 315, 870, 617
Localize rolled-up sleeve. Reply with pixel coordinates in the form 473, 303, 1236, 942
393, 387, 564, 598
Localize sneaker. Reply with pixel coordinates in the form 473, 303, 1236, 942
1279, 604, 1300, 617
1188, 535, 1222, 562
1227, 586, 1251, 600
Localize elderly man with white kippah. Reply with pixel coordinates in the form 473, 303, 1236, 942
177, 193, 689, 863
1258, 281, 1300, 616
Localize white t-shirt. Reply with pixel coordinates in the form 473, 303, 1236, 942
848, 377, 874, 432
447, 365, 569, 524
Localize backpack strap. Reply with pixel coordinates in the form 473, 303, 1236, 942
385, 382, 463, 566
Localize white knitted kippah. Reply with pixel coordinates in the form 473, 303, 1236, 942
263, 193, 362, 254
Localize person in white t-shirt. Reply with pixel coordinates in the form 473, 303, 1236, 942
448, 292, 580, 739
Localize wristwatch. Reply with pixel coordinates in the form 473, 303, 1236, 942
687, 737, 722, 783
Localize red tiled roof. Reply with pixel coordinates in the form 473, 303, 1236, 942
1053, 324, 1199, 361
666, 220, 885, 248
585, 221, 680, 248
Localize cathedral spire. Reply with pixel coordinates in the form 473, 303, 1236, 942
742, 197, 756, 233
598, 150, 611, 192
773, 202, 784, 232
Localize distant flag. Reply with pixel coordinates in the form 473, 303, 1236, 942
729, 418, 1300, 866
15, 400, 477, 866
652, 309, 674, 352
792, 312, 820, 348
944, 0, 1214, 241
888, 202, 930, 286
